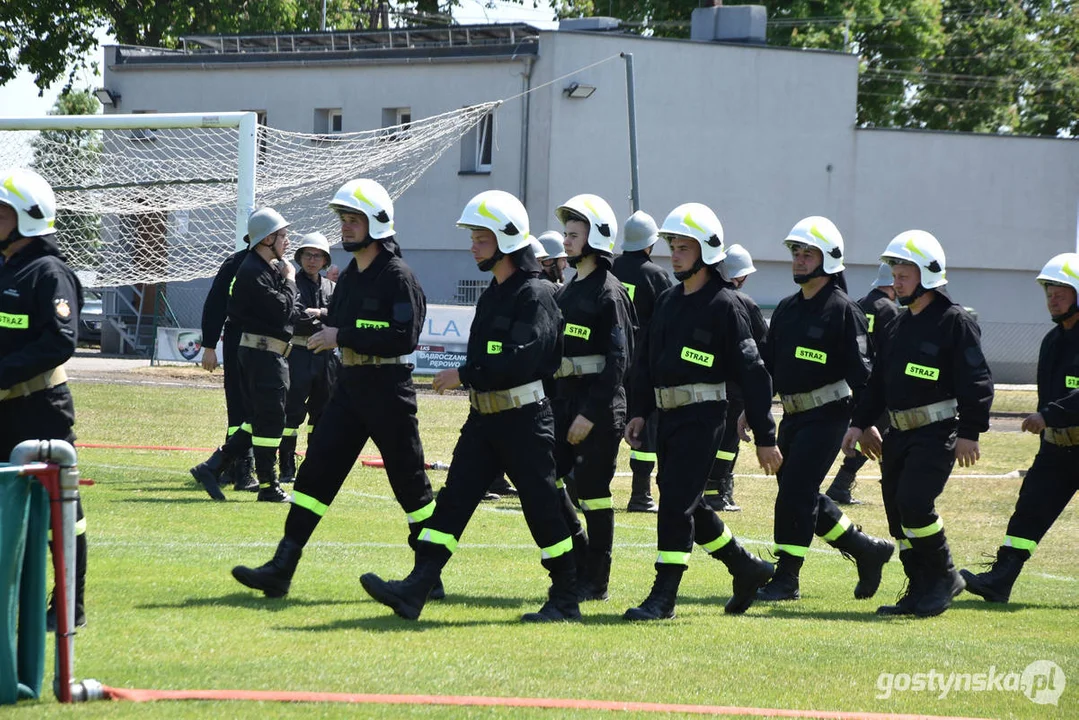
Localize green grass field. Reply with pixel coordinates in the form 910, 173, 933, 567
8, 381, 1077, 719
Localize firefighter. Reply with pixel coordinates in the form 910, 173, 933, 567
551, 194, 636, 601
624, 203, 779, 620
189, 207, 297, 503
537, 230, 569, 286
279, 232, 340, 483
753, 217, 893, 604
360, 190, 580, 622
612, 211, 673, 513
842, 230, 993, 618
960, 253, 1079, 604
703, 243, 766, 513
825, 263, 899, 505
199, 232, 256, 492
0, 167, 88, 628
231, 179, 437, 599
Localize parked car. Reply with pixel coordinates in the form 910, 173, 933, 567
79, 289, 104, 345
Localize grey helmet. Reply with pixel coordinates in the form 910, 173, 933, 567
245, 207, 290, 245
720, 243, 756, 282
621, 210, 659, 252
537, 230, 567, 259
871, 262, 894, 289
293, 232, 332, 269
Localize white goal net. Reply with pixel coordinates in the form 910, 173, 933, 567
0, 104, 498, 287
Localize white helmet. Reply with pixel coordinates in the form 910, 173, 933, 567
555, 194, 618, 254
328, 179, 395, 239
871, 262, 894, 288
783, 216, 845, 274
1037, 252, 1079, 293
621, 210, 659, 252
720, 243, 756, 282
456, 190, 530, 254
537, 230, 567, 259
880, 230, 947, 289
246, 207, 290, 245
528, 235, 548, 259
659, 203, 726, 266
0, 168, 56, 240
293, 232, 332, 268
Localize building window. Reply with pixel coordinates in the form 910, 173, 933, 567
329, 109, 343, 133
314, 108, 343, 141
454, 279, 488, 305
130, 110, 156, 141
459, 111, 494, 174
381, 107, 412, 141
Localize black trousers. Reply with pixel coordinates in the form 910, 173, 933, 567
221, 325, 245, 437
418, 400, 573, 556
773, 402, 851, 556
553, 393, 623, 505
222, 346, 288, 462
285, 366, 433, 545
1003, 441, 1079, 550
708, 393, 744, 482
880, 421, 957, 543
628, 381, 659, 467
283, 346, 339, 435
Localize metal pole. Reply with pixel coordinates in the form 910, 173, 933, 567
621, 52, 641, 213
236, 112, 258, 251
321, 0, 327, 31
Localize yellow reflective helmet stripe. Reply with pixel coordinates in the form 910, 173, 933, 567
656, 550, 691, 566
821, 513, 852, 542
2, 175, 26, 201
293, 491, 329, 517
541, 536, 573, 559
419, 528, 458, 553
682, 213, 705, 234
902, 519, 944, 538
700, 525, 733, 553
904, 237, 927, 258
809, 225, 831, 245
406, 500, 436, 524
1062, 260, 1079, 281
352, 184, 373, 208
477, 200, 500, 223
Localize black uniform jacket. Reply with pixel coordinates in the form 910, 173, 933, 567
228, 251, 298, 343
294, 271, 335, 337
852, 291, 993, 441
0, 237, 83, 388
630, 273, 776, 446
611, 250, 673, 333
554, 266, 637, 422
200, 249, 247, 347
762, 279, 871, 398
731, 288, 768, 346
1036, 321, 1079, 429
458, 269, 563, 392
327, 247, 425, 358
858, 287, 900, 355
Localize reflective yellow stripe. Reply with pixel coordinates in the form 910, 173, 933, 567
240, 422, 253, 434
0, 312, 29, 329
629, 450, 657, 462
227, 425, 241, 437
703, 489, 720, 496
355, 319, 390, 329
898, 538, 913, 551
406, 500, 436, 524
866, 313, 875, 333
656, 550, 691, 566
251, 435, 282, 448
622, 282, 636, 301
579, 496, 613, 511
74, 517, 87, 536
821, 514, 852, 542
487, 340, 502, 354
419, 528, 458, 553
701, 525, 733, 553
680, 346, 714, 367
795, 346, 827, 364
293, 491, 328, 517
306, 424, 316, 434
774, 544, 809, 558
282, 427, 299, 437
554, 478, 565, 489
902, 519, 943, 538
228, 277, 237, 296
541, 536, 573, 559
715, 449, 736, 461
1004, 535, 1037, 553
904, 363, 940, 381
565, 323, 591, 340
1066, 376, 1079, 389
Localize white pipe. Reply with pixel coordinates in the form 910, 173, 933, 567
0, 112, 251, 131
236, 113, 259, 251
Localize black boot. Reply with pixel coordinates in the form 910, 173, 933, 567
717, 473, 740, 512
579, 549, 611, 602
46, 532, 87, 631
570, 529, 591, 599
624, 563, 685, 621
829, 525, 895, 599
626, 461, 657, 513
712, 540, 773, 614
756, 552, 802, 601
233, 451, 258, 492
913, 538, 965, 618
877, 549, 923, 616
278, 435, 298, 484
361, 548, 448, 621
702, 477, 726, 512
231, 536, 303, 598
407, 525, 446, 601
523, 553, 581, 622
255, 447, 290, 503
960, 546, 1028, 604
488, 475, 518, 497
189, 448, 230, 501
825, 469, 863, 505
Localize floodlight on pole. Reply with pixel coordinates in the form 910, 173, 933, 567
94, 89, 120, 106
564, 82, 597, 99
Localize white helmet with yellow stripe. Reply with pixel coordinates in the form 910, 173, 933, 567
328, 179, 395, 239
658, 203, 726, 266
456, 190, 530, 254
555, 194, 618, 255
783, 216, 845, 274
0, 167, 56, 243
881, 230, 947, 289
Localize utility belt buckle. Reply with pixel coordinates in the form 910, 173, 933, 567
889, 399, 958, 432
1044, 426, 1079, 447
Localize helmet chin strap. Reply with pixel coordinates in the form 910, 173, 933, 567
674, 257, 706, 282
567, 244, 593, 269
0, 226, 23, 254
341, 235, 376, 253
897, 284, 929, 307
1051, 305, 1079, 324
793, 264, 829, 285
477, 249, 504, 272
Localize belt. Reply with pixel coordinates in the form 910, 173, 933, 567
239, 332, 292, 357
1044, 426, 1079, 447
341, 348, 409, 367
780, 380, 852, 414
469, 380, 546, 415
553, 355, 606, 379
654, 382, 727, 410
290, 335, 310, 348
0, 366, 68, 402
889, 398, 959, 432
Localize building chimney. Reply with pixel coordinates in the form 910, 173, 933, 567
691, 4, 766, 45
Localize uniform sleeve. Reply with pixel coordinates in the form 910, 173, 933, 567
844, 303, 873, 394
0, 267, 80, 389
200, 256, 235, 345
337, 267, 424, 357
952, 314, 993, 440
725, 301, 776, 446
850, 322, 889, 430
580, 291, 634, 423
629, 315, 656, 420
746, 301, 768, 345
458, 289, 560, 391
256, 266, 298, 329
759, 306, 777, 377
1042, 390, 1079, 426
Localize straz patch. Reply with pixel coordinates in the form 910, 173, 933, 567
905, 362, 940, 381
680, 346, 714, 367
54, 298, 71, 319
795, 346, 827, 364
565, 323, 591, 341
1066, 375, 1078, 389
